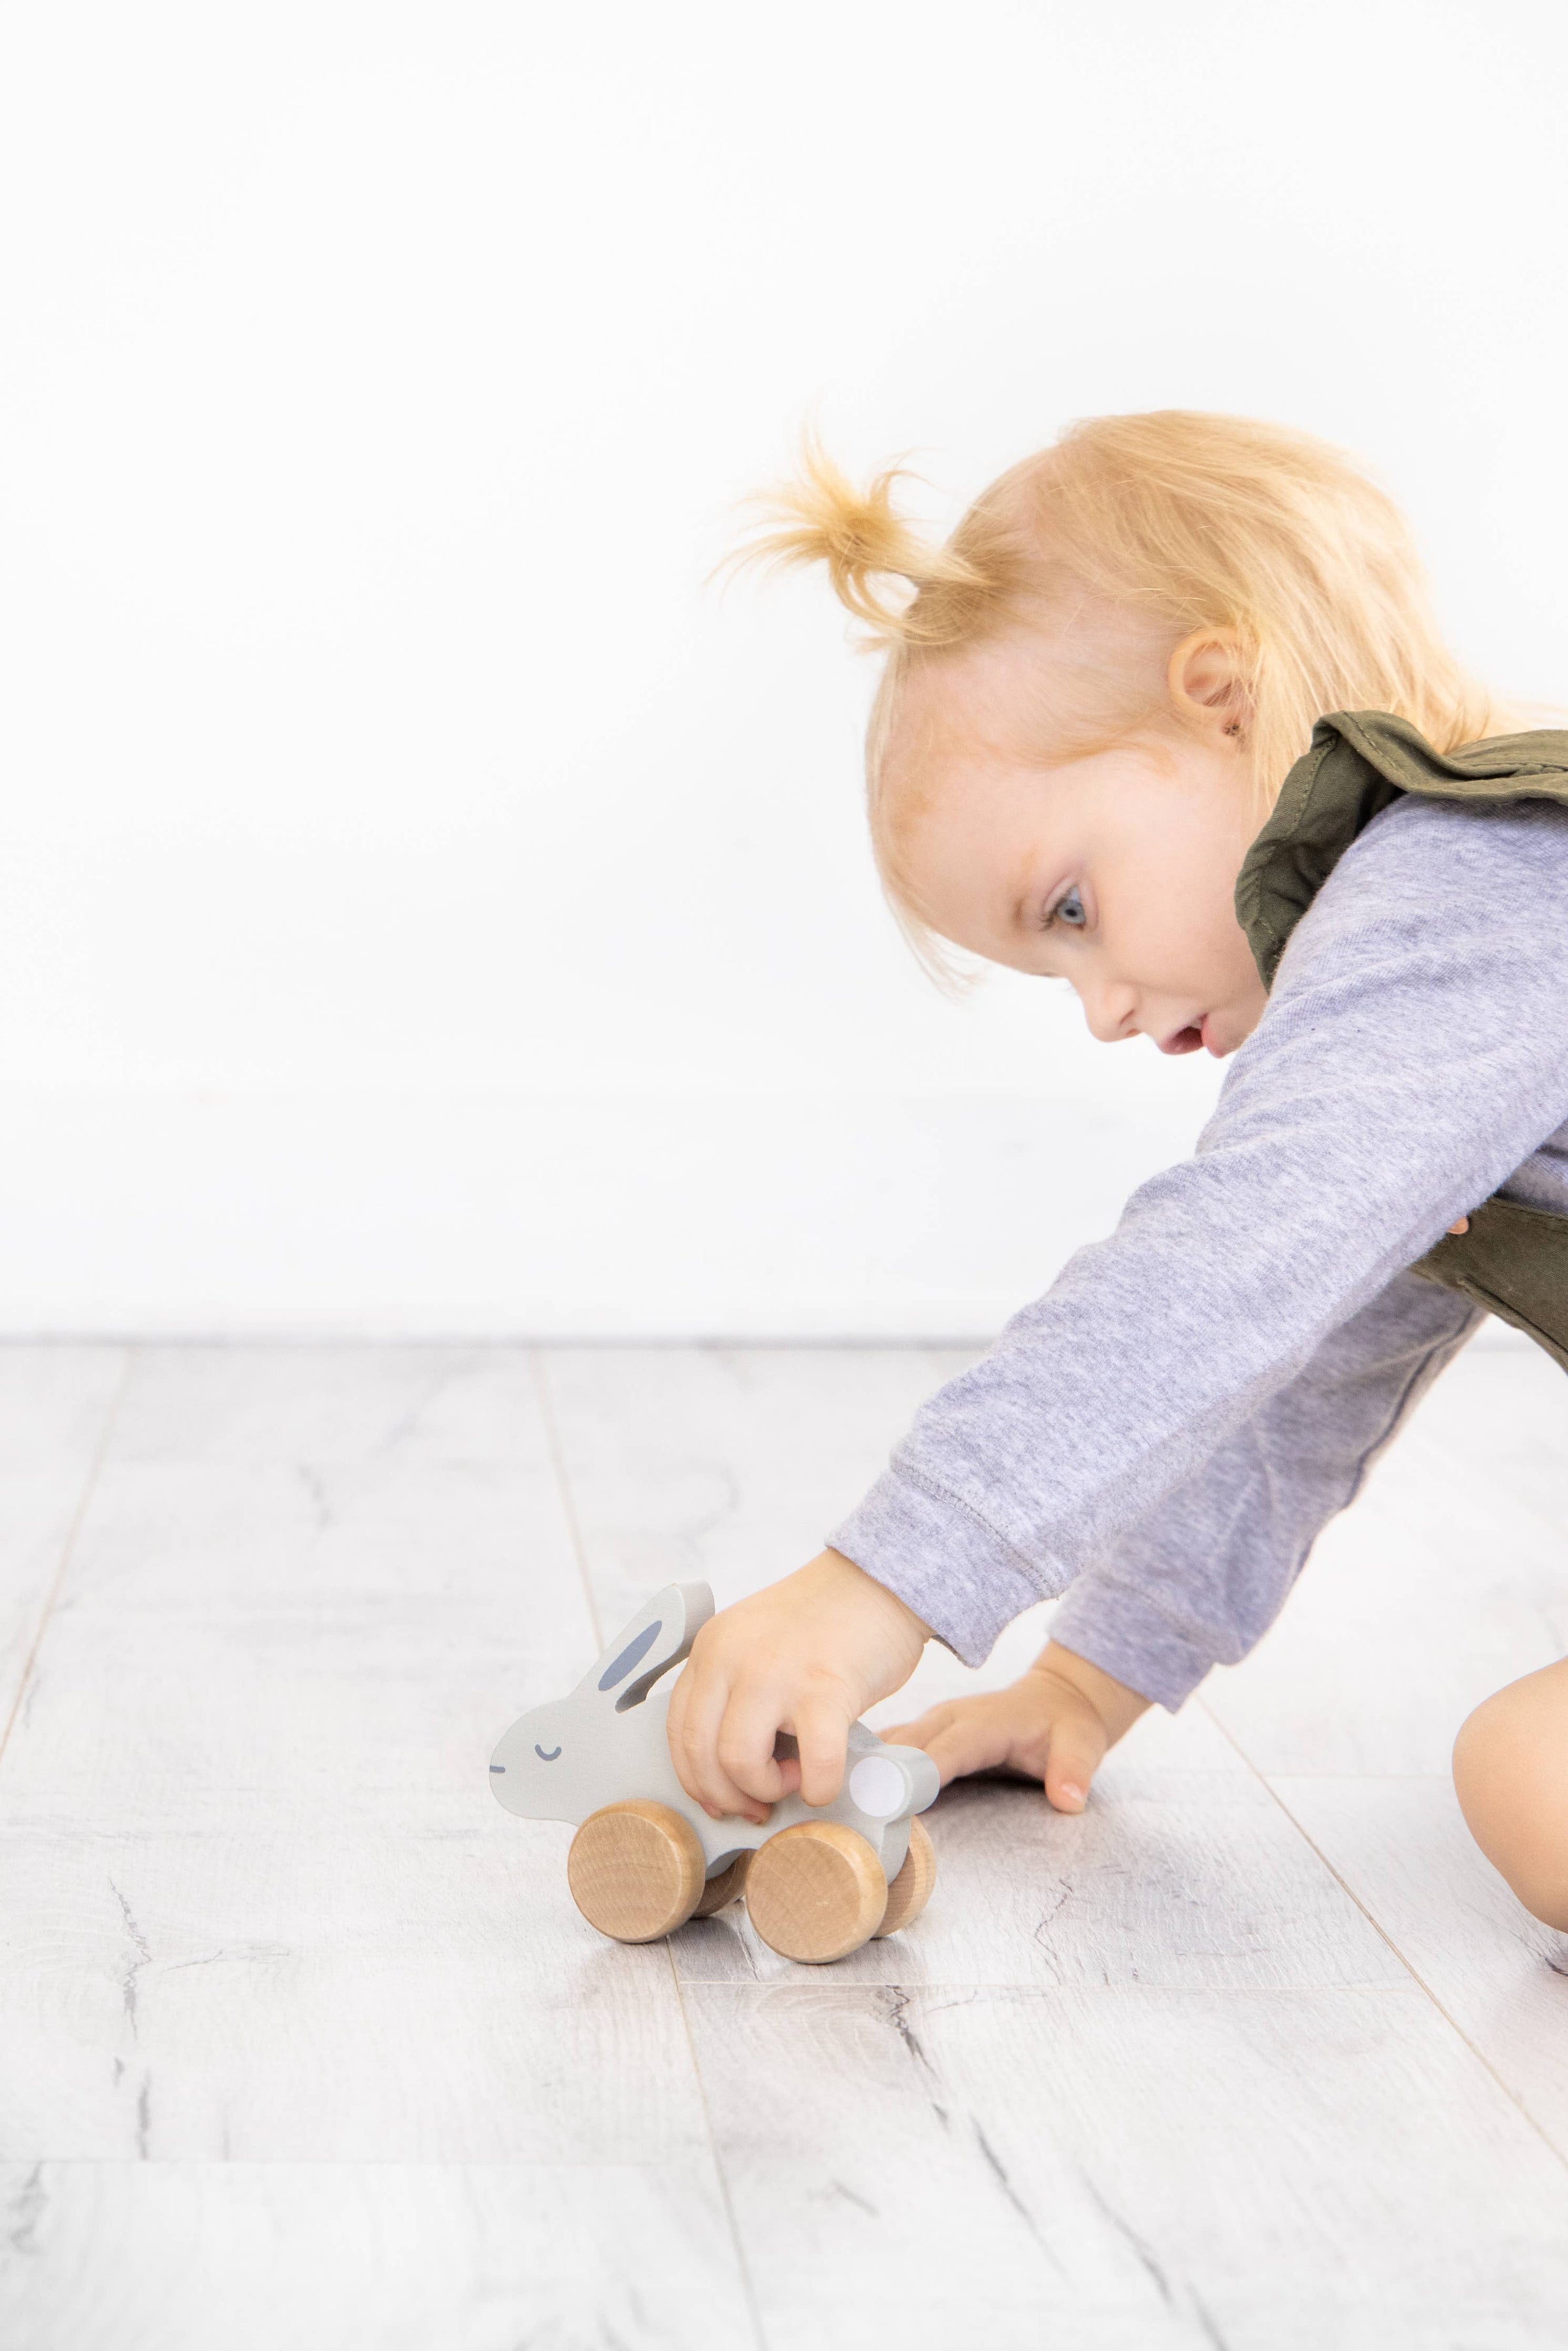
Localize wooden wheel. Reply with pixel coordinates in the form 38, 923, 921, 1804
871, 1815, 936, 1939
745, 1820, 887, 1963
692, 1851, 752, 1918
567, 1800, 707, 1943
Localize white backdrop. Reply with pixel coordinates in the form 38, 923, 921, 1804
1, 1, 1564, 1336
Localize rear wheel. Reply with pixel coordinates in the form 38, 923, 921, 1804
871, 1816, 936, 1938
692, 1851, 752, 1917
567, 1800, 707, 1942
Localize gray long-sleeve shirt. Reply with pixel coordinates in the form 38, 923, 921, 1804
828, 792, 1568, 1705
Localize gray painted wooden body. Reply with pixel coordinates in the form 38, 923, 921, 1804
489, 1577, 939, 1879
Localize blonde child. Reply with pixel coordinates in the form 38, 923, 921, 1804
664, 411, 1568, 1928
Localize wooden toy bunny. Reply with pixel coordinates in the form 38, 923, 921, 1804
490, 1581, 939, 1963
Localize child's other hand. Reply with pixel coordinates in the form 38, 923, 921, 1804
881, 1641, 1151, 1815
666, 1550, 929, 1823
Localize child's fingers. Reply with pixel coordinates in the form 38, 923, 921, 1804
668, 1664, 770, 1823
879, 1702, 958, 1751
1041, 1715, 1107, 1814
909, 1711, 1020, 1787
791, 1695, 851, 1807
715, 1691, 793, 1814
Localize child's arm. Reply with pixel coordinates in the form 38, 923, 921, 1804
821, 800, 1568, 1683
881, 1639, 1151, 1813
668, 1264, 1480, 1813
668, 800, 1568, 1813
1043, 1268, 1482, 1705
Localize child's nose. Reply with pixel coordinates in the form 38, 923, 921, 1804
1077, 979, 1139, 1044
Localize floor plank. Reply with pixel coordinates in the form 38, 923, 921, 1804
676, 1723, 1409, 1993
4, 1346, 592, 1833
535, 1343, 975, 1630
0, 1817, 720, 2163
9, 1340, 1568, 2349
0, 1348, 726, 2170
0, 2159, 756, 2351
0, 1348, 125, 1733
684, 1981, 1568, 2351
1272, 1773, 1568, 2162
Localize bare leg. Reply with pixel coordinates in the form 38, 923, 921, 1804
1452, 1657, 1568, 1928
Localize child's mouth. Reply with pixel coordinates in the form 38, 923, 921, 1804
1159, 1023, 1205, 1056
1160, 1015, 1228, 1058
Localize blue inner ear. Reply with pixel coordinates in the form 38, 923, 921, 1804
598, 1619, 662, 1692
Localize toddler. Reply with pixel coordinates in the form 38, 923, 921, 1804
665, 412, 1568, 1926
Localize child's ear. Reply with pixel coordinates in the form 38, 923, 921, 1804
1168, 631, 1251, 739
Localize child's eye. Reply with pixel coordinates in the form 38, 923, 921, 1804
1045, 885, 1086, 930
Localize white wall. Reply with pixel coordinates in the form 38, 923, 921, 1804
1, 1, 1563, 1336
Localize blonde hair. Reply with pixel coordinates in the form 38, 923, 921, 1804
734, 412, 1494, 963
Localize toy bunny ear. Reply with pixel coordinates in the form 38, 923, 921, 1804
579, 1582, 714, 1713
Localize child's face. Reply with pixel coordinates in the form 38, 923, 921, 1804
888, 647, 1270, 1059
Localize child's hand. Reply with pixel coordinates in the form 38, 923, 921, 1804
666, 1550, 930, 1823
881, 1641, 1151, 1815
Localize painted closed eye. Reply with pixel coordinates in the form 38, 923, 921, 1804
534, 1743, 563, 1762
1045, 885, 1086, 930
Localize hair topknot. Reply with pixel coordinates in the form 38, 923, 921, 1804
726, 435, 1005, 646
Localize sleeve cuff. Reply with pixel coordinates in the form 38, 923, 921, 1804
828, 1467, 1071, 1668
1047, 1574, 1221, 1711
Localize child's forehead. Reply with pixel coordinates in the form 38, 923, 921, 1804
889, 603, 1170, 771
884, 643, 1044, 785
877, 714, 1015, 839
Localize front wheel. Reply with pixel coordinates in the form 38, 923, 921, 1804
745, 1820, 888, 1963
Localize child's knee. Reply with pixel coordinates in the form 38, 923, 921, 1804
1453, 1662, 1568, 1928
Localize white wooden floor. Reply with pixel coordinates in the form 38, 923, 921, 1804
6, 1340, 1568, 2348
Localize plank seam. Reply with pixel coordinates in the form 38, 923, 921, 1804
1196, 1696, 1568, 2175
666, 1950, 772, 2351
529, 1348, 604, 1651
526, 1352, 768, 2342
0, 1346, 135, 1781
